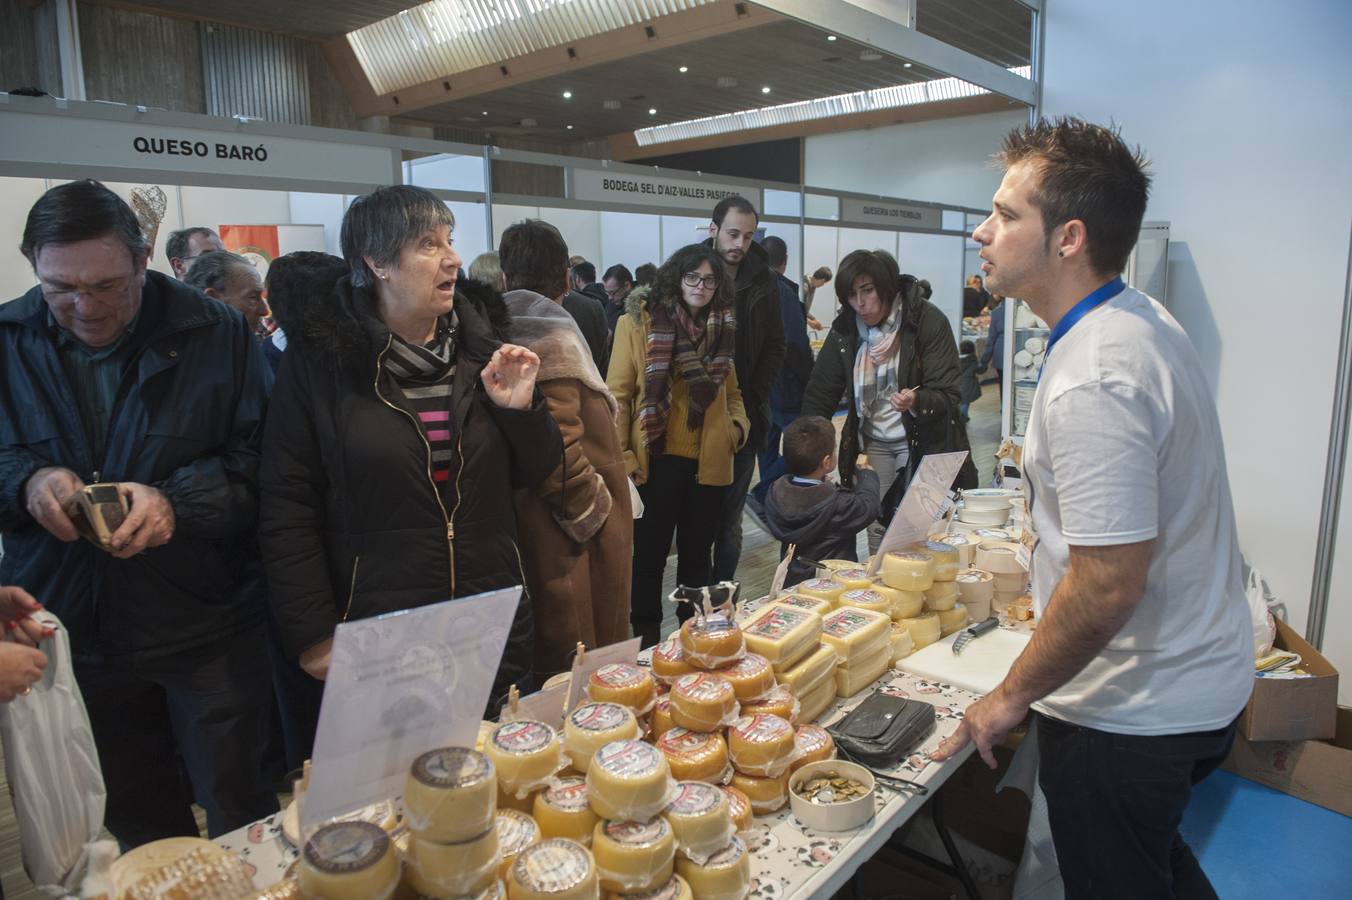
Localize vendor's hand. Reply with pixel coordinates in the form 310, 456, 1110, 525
300, 638, 333, 681
931, 687, 1028, 768
0, 642, 47, 702
0, 586, 51, 648
806, 315, 824, 331
108, 483, 175, 558
890, 388, 917, 412
481, 344, 540, 410
24, 467, 85, 542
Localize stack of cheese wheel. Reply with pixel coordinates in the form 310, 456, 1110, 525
675, 836, 751, 900
820, 608, 893, 698
897, 610, 942, 650
715, 653, 775, 704
564, 702, 640, 773
678, 615, 745, 670
651, 637, 694, 686
830, 568, 873, 591
402, 747, 501, 896
870, 581, 924, 620
588, 663, 658, 716
533, 777, 598, 846
591, 818, 676, 894
299, 821, 401, 900
496, 809, 541, 881
738, 684, 798, 724
656, 728, 731, 784
955, 568, 995, 621
669, 673, 739, 733
506, 837, 598, 900
728, 714, 798, 779
880, 551, 936, 593
776, 642, 837, 723
662, 781, 734, 865
975, 541, 1028, 612
913, 540, 960, 614
587, 739, 675, 822
794, 578, 846, 607
741, 602, 823, 673
934, 531, 975, 567
485, 721, 564, 807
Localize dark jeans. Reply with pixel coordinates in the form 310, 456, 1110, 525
1036, 712, 1238, 900
632, 455, 727, 647
75, 623, 280, 848
712, 447, 758, 583
751, 408, 798, 506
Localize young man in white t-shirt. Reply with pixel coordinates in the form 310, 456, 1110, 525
932, 118, 1251, 899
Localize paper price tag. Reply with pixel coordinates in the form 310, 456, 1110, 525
770, 544, 796, 599
566, 637, 642, 715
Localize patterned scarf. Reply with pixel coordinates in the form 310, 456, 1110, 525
853, 298, 904, 414
639, 297, 737, 454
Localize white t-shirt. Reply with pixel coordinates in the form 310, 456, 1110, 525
1022, 287, 1252, 735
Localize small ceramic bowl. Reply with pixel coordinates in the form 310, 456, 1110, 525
789, 760, 876, 832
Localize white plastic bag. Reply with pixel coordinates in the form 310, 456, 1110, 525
1246, 567, 1278, 660
0, 611, 106, 896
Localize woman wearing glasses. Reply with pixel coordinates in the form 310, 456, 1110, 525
607, 244, 749, 647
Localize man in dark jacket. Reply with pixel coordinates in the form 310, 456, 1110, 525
601, 263, 633, 337
0, 180, 277, 847
750, 236, 813, 513
564, 261, 610, 374
704, 196, 787, 581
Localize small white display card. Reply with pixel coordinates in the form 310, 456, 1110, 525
566, 637, 642, 715
867, 451, 970, 576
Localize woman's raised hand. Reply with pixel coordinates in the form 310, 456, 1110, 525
481, 344, 541, 410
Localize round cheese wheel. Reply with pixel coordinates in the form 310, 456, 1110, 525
975, 542, 1023, 575
880, 551, 936, 592
938, 603, 970, 636
798, 673, 838, 724
777, 643, 837, 697
669, 673, 738, 733
656, 728, 731, 784
608, 872, 695, 900
565, 702, 641, 773
728, 714, 798, 777
507, 838, 597, 900
911, 540, 960, 581
795, 578, 845, 604
715, 652, 775, 702
496, 809, 542, 881
935, 531, 974, 567
651, 696, 676, 741
587, 740, 674, 822
674, 836, 751, 900
820, 607, 892, 664
299, 821, 400, 900
406, 827, 500, 897
792, 725, 836, 771
729, 770, 789, 814
534, 777, 599, 846
899, 611, 942, 649
662, 782, 733, 863
830, 568, 873, 591
885, 586, 925, 620
487, 721, 564, 797
836, 588, 890, 615
678, 615, 746, 670
742, 603, 823, 672
592, 818, 675, 894
738, 684, 799, 724
924, 580, 961, 611
956, 568, 995, 603
651, 637, 693, 685
719, 786, 753, 834
404, 746, 496, 843
772, 593, 834, 617
589, 663, 657, 713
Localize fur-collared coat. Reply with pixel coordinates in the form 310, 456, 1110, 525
503, 290, 632, 677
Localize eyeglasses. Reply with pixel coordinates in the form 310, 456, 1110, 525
682, 272, 719, 290
39, 274, 136, 303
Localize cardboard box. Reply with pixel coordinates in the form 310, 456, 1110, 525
1239, 618, 1339, 741
1223, 706, 1352, 819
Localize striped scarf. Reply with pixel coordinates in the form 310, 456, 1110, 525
854, 299, 903, 415
384, 317, 457, 483
639, 298, 736, 454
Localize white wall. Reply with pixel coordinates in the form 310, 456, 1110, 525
1042, 0, 1352, 684
600, 211, 660, 276
899, 231, 965, 340
804, 109, 1026, 209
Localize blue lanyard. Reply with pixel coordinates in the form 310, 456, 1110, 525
1044, 277, 1125, 362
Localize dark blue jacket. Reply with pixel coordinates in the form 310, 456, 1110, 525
0, 271, 271, 660
770, 272, 813, 416
978, 299, 1006, 372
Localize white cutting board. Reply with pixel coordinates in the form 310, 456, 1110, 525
896, 628, 1030, 695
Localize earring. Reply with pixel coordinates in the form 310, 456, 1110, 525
380, 273, 389, 280
1057, 250, 1064, 258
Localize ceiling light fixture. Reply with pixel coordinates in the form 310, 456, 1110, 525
481, 110, 488, 115
563, 90, 572, 98
603, 99, 621, 109
567, 124, 574, 129
761, 86, 771, 94
827, 35, 837, 41
904, 62, 913, 68
679, 66, 689, 73
648, 108, 657, 115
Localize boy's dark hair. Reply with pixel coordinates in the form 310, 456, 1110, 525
995, 116, 1151, 278
500, 219, 569, 296
712, 194, 758, 227
783, 416, 837, 476
762, 235, 788, 269
960, 339, 975, 355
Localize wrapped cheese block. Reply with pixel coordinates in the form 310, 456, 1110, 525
830, 568, 873, 591
678, 615, 745, 670
728, 770, 790, 814
534, 777, 599, 846
715, 653, 775, 702
669, 673, 739, 733
662, 782, 733, 864
741, 603, 823, 672
836, 588, 890, 615
880, 551, 936, 592
592, 818, 675, 894
656, 728, 731, 784
794, 578, 846, 605
738, 684, 799, 724
587, 739, 675, 822
675, 838, 751, 900
651, 637, 694, 685
798, 674, 837, 724
589, 663, 657, 714
565, 702, 641, 774
820, 608, 892, 664
955, 568, 995, 622
898, 610, 942, 650
496, 809, 542, 881
608, 873, 694, 900
834, 641, 892, 697
923, 580, 961, 612
651, 696, 676, 741
776, 644, 837, 696
773, 593, 834, 617
727, 714, 798, 777
487, 721, 565, 799
890, 624, 915, 663
911, 540, 960, 581
791, 725, 836, 771
506, 838, 598, 900
406, 827, 500, 897
938, 603, 970, 636
299, 822, 400, 900
404, 746, 496, 843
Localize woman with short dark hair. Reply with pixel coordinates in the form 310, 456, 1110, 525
607, 244, 749, 647
259, 185, 562, 712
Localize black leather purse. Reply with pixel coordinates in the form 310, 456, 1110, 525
827, 691, 936, 767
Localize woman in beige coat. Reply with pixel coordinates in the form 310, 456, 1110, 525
607, 243, 749, 647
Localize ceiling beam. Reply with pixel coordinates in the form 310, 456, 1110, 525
328, 0, 781, 119
608, 92, 1020, 160
745, 0, 1035, 105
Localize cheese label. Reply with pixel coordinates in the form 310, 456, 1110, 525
892, 552, 931, 563
411, 746, 492, 788
595, 739, 661, 777
492, 721, 553, 755
659, 727, 714, 755
654, 637, 685, 663
802, 579, 838, 592
822, 609, 880, 637
732, 714, 793, 744
496, 810, 539, 854
921, 540, 955, 554
704, 836, 745, 868
593, 663, 645, 688
667, 781, 721, 817
778, 595, 826, 611
834, 568, 869, 581
570, 701, 630, 732
542, 777, 589, 811
514, 840, 590, 891
304, 821, 387, 873
795, 725, 831, 755
841, 589, 884, 605
973, 527, 1012, 540
943, 533, 970, 546
604, 817, 671, 847
675, 673, 732, 701
956, 569, 993, 583
744, 606, 811, 640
